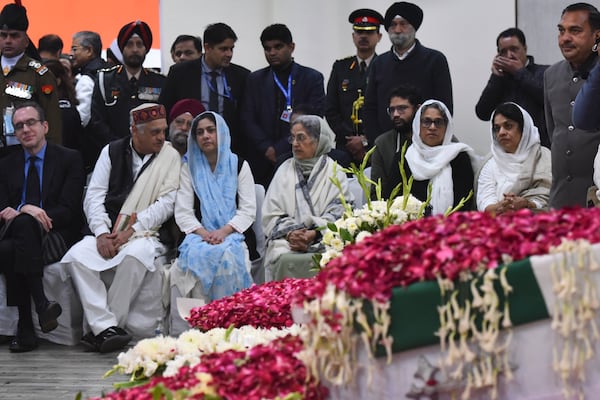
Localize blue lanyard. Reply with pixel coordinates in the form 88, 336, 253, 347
272, 71, 292, 109
203, 71, 232, 99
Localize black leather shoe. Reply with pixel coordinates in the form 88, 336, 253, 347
0, 335, 14, 345
38, 301, 62, 333
9, 331, 38, 353
80, 332, 100, 352
96, 326, 131, 353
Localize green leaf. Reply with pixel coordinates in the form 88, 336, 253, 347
339, 228, 353, 242
327, 222, 338, 232
225, 324, 235, 341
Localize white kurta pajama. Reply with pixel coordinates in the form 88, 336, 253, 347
61, 140, 180, 335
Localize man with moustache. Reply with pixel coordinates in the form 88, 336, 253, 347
363, 2, 452, 144
242, 23, 325, 186
544, 3, 600, 208
325, 8, 383, 166
0, 2, 62, 150
167, 98, 205, 155
62, 103, 180, 353
87, 21, 165, 170
370, 85, 422, 200
159, 23, 250, 158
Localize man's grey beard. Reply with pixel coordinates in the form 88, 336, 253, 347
389, 31, 415, 49
171, 131, 188, 154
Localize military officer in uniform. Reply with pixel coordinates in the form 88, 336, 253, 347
325, 8, 383, 166
87, 20, 165, 170
0, 2, 62, 152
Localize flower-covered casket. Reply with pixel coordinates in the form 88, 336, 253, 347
297, 207, 600, 400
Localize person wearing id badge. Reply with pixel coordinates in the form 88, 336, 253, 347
0, 2, 62, 155
242, 23, 325, 187
159, 23, 250, 160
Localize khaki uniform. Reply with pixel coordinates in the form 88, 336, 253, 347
0, 54, 62, 146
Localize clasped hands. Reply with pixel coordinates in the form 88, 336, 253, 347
494, 193, 533, 215
0, 204, 53, 232
96, 228, 134, 259
286, 228, 317, 252
196, 225, 234, 245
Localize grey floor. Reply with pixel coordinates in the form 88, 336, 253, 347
0, 339, 126, 400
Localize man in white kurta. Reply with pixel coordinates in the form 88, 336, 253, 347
61, 103, 180, 353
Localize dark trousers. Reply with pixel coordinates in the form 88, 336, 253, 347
0, 213, 44, 308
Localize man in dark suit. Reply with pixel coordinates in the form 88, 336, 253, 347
325, 8, 383, 166
241, 24, 325, 186
159, 23, 250, 159
0, 101, 85, 352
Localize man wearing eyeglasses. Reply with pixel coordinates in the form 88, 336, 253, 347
0, 101, 84, 352
370, 84, 422, 199
70, 31, 109, 129
0, 2, 62, 153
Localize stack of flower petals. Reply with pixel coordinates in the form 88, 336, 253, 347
299, 207, 600, 304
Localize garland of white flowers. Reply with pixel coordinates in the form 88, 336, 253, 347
549, 239, 600, 400
105, 325, 302, 384
433, 268, 514, 400
300, 145, 474, 388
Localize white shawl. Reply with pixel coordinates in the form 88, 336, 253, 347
405, 99, 474, 215
115, 142, 181, 232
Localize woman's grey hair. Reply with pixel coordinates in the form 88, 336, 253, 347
421, 102, 449, 124
291, 115, 321, 141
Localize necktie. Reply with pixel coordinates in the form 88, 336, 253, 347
359, 60, 367, 76
209, 71, 219, 112
25, 156, 41, 206
130, 76, 138, 99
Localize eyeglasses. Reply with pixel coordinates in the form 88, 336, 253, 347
387, 105, 410, 115
287, 133, 309, 144
70, 46, 86, 53
14, 119, 42, 132
420, 118, 446, 128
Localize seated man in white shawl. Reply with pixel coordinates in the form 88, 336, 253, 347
61, 103, 181, 353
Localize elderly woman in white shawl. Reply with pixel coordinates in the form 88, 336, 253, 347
262, 115, 352, 281
476, 102, 551, 214
405, 99, 476, 215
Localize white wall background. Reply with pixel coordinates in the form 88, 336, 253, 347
158, 0, 571, 155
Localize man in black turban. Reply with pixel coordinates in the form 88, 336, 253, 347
362, 2, 453, 145
0, 1, 62, 151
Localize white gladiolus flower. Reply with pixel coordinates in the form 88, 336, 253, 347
355, 231, 373, 243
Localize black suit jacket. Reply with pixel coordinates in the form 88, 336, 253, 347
159, 58, 250, 157
0, 142, 85, 246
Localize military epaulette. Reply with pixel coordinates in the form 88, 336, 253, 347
336, 55, 355, 63
28, 60, 48, 75
98, 65, 121, 73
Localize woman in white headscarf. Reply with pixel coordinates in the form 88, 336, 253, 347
405, 99, 476, 215
476, 102, 551, 214
262, 115, 352, 281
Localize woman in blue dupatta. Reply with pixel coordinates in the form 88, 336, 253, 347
174, 111, 256, 301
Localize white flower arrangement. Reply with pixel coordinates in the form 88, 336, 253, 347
319, 145, 428, 268
105, 325, 302, 383
319, 196, 424, 267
